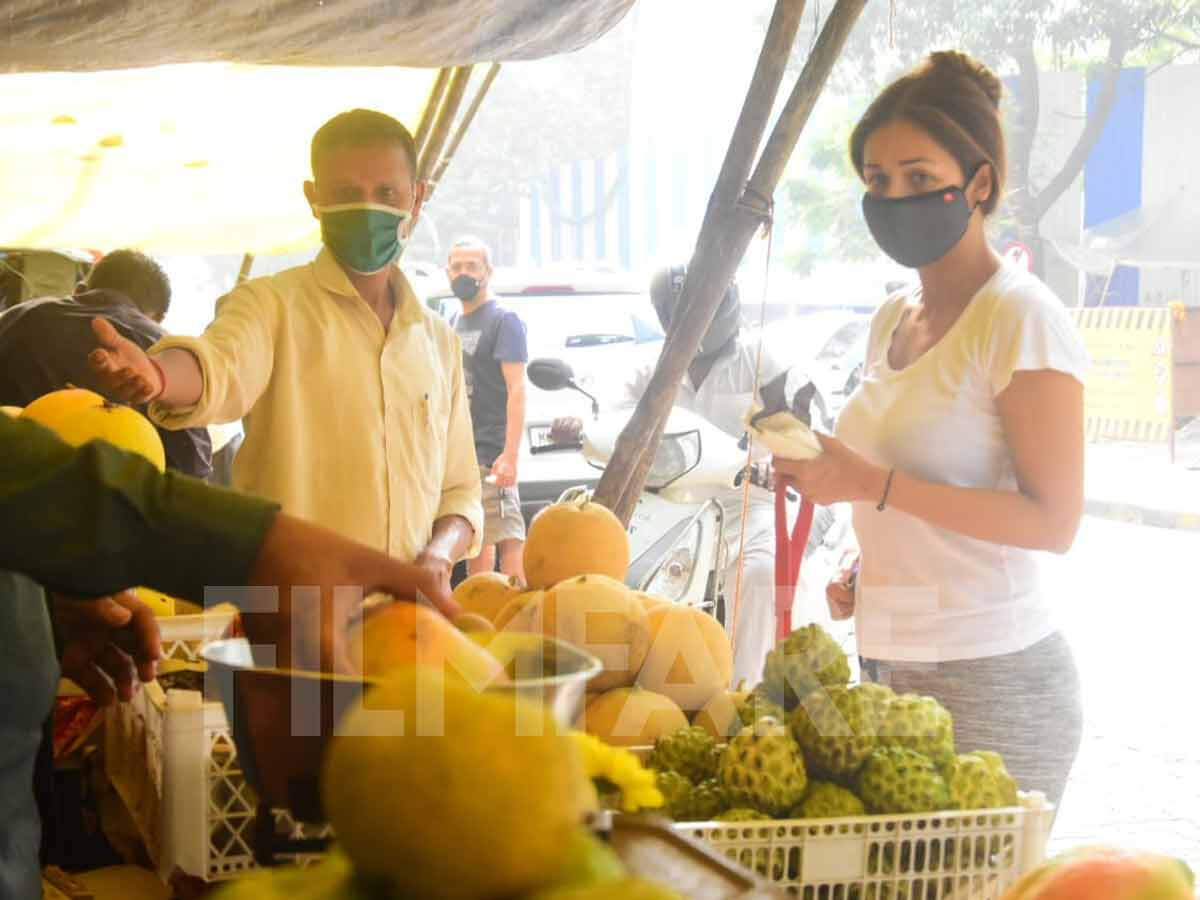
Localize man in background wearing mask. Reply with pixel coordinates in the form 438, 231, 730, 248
446, 237, 528, 581
554, 265, 792, 683
86, 109, 483, 606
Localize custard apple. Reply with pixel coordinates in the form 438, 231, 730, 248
761, 624, 850, 709
945, 751, 1018, 810
654, 770, 695, 820
649, 726, 720, 783
714, 807, 763, 822
879, 694, 955, 766
737, 685, 786, 729
684, 778, 728, 822
718, 718, 807, 817
791, 781, 866, 819
788, 685, 879, 780
856, 746, 951, 814
853, 682, 897, 729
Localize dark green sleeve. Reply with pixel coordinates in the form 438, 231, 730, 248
0, 414, 279, 602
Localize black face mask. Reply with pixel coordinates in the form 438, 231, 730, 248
861, 166, 983, 268
451, 274, 481, 301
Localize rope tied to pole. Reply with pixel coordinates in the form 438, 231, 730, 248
728, 186, 775, 652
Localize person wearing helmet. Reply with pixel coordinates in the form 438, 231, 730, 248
554, 264, 806, 683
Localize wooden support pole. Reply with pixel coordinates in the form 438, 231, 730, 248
413, 67, 451, 158
592, 0, 868, 525
236, 253, 255, 285
428, 63, 502, 198
417, 66, 473, 184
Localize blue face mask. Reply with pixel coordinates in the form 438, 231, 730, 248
314, 203, 411, 274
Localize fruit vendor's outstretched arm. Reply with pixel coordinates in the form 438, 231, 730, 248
0, 413, 277, 599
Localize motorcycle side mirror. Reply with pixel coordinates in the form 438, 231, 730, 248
528, 357, 576, 392
529, 356, 601, 419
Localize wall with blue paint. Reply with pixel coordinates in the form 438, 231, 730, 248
1083, 68, 1145, 306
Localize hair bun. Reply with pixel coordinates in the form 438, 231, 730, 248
927, 51, 1002, 107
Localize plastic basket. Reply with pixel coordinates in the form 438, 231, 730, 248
675, 793, 1054, 898
104, 611, 329, 882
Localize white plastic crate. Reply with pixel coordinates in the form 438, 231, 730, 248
675, 793, 1054, 898
104, 610, 329, 882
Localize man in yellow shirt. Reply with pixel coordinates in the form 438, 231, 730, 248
87, 109, 482, 604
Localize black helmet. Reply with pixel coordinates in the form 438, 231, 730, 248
649, 263, 741, 358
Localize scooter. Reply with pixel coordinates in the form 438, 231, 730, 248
527, 358, 836, 628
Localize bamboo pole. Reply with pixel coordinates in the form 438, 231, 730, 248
417, 66, 473, 184
592, 0, 868, 525
428, 63, 502, 198
413, 67, 451, 159
236, 253, 255, 285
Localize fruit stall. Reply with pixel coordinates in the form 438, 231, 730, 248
6, 3, 1199, 900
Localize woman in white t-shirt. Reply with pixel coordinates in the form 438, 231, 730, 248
775, 52, 1086, 803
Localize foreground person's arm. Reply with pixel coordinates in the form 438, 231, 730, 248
1, 415, 452, 671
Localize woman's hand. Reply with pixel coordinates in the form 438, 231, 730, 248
826, 552, 859, 621
773, 433, 888, 507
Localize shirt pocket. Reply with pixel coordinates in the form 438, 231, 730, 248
408, 380, 450, 490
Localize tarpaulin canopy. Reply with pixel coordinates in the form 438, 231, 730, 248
0, 0, 635, 253
2, 1, 636, 71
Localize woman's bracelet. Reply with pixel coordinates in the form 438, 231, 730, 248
876, 467, 896, 512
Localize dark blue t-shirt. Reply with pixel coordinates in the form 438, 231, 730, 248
453, 300, 528, 467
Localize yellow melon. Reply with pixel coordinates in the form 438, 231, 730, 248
21, 388, 165, 472
451, 572, 524, 623
494, 589, 544, 631
638, 606, 733, 713
0, 405, 22, 418
349, 601, 508, 690
633, 591, 669, 616
523, 498, 629, 588
453, 612, 495, 634
576, 687, 688, 747
324, 668, 593, 899
502, 574, 649, 692
20, 387, 105, 427
134, 586, 179, 617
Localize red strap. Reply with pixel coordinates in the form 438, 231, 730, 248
774, 486, 815, 643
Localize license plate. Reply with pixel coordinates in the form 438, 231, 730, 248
529, 425, 556, 450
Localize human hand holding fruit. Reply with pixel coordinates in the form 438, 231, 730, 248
52, 590, 162, 705
773, 432, 887, 507
826, 552, 859, 621
242, 515, 462, 674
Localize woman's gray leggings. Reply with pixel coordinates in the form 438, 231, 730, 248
860, 631, 1083, 803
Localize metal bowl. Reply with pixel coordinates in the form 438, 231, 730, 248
200, 633, 601, 824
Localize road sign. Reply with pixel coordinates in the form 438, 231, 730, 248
1004, 242, 1033, 271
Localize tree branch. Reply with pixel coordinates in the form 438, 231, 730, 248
1030, 32, 1127, 223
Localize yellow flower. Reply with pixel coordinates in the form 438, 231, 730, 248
569, 732, 665, 812
1169, 300, 1186, 322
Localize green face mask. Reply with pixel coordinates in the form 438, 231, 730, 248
315, 202, 412, 274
